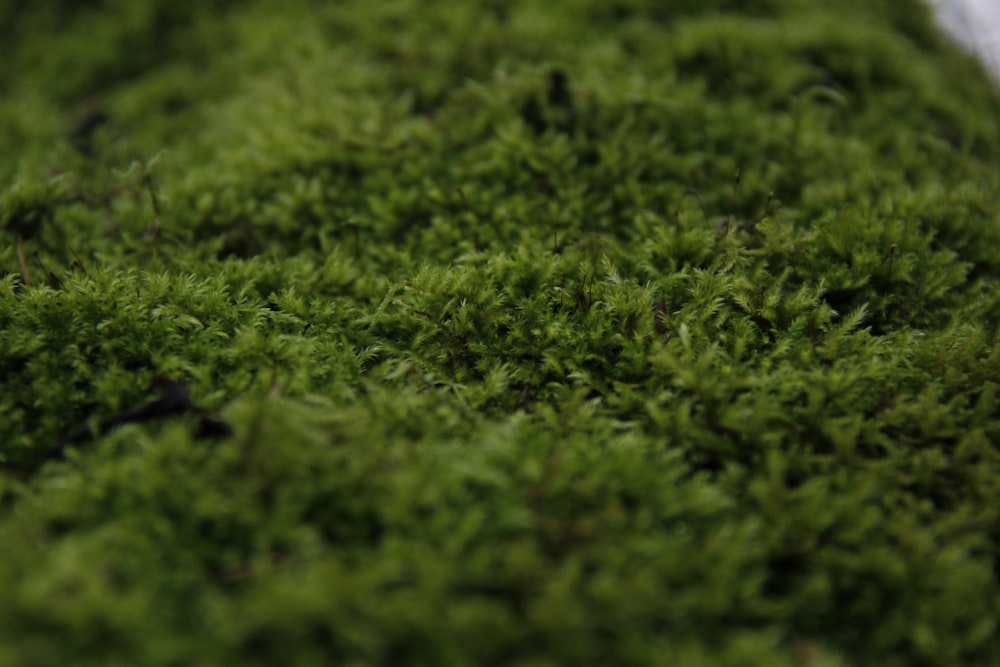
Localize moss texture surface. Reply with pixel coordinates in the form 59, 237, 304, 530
3, 1, 1000, 665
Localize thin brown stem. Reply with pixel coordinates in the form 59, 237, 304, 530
16, 234, 32, 286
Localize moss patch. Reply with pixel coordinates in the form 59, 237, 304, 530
3, 1, 1000, 665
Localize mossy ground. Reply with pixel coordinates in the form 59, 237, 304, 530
2, 1, 1000, 665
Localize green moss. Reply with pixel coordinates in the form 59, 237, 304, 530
2, 0, 1000, 665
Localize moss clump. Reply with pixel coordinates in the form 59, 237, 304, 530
2, 1, 1000, 665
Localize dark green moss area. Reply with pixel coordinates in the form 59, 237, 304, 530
3, 0, 1000, 664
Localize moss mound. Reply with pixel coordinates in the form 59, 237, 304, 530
3, 1, 1000, 665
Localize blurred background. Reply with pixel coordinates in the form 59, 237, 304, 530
932, 0, 1000, 82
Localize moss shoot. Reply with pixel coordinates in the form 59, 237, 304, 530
2, 1, 1000, 665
